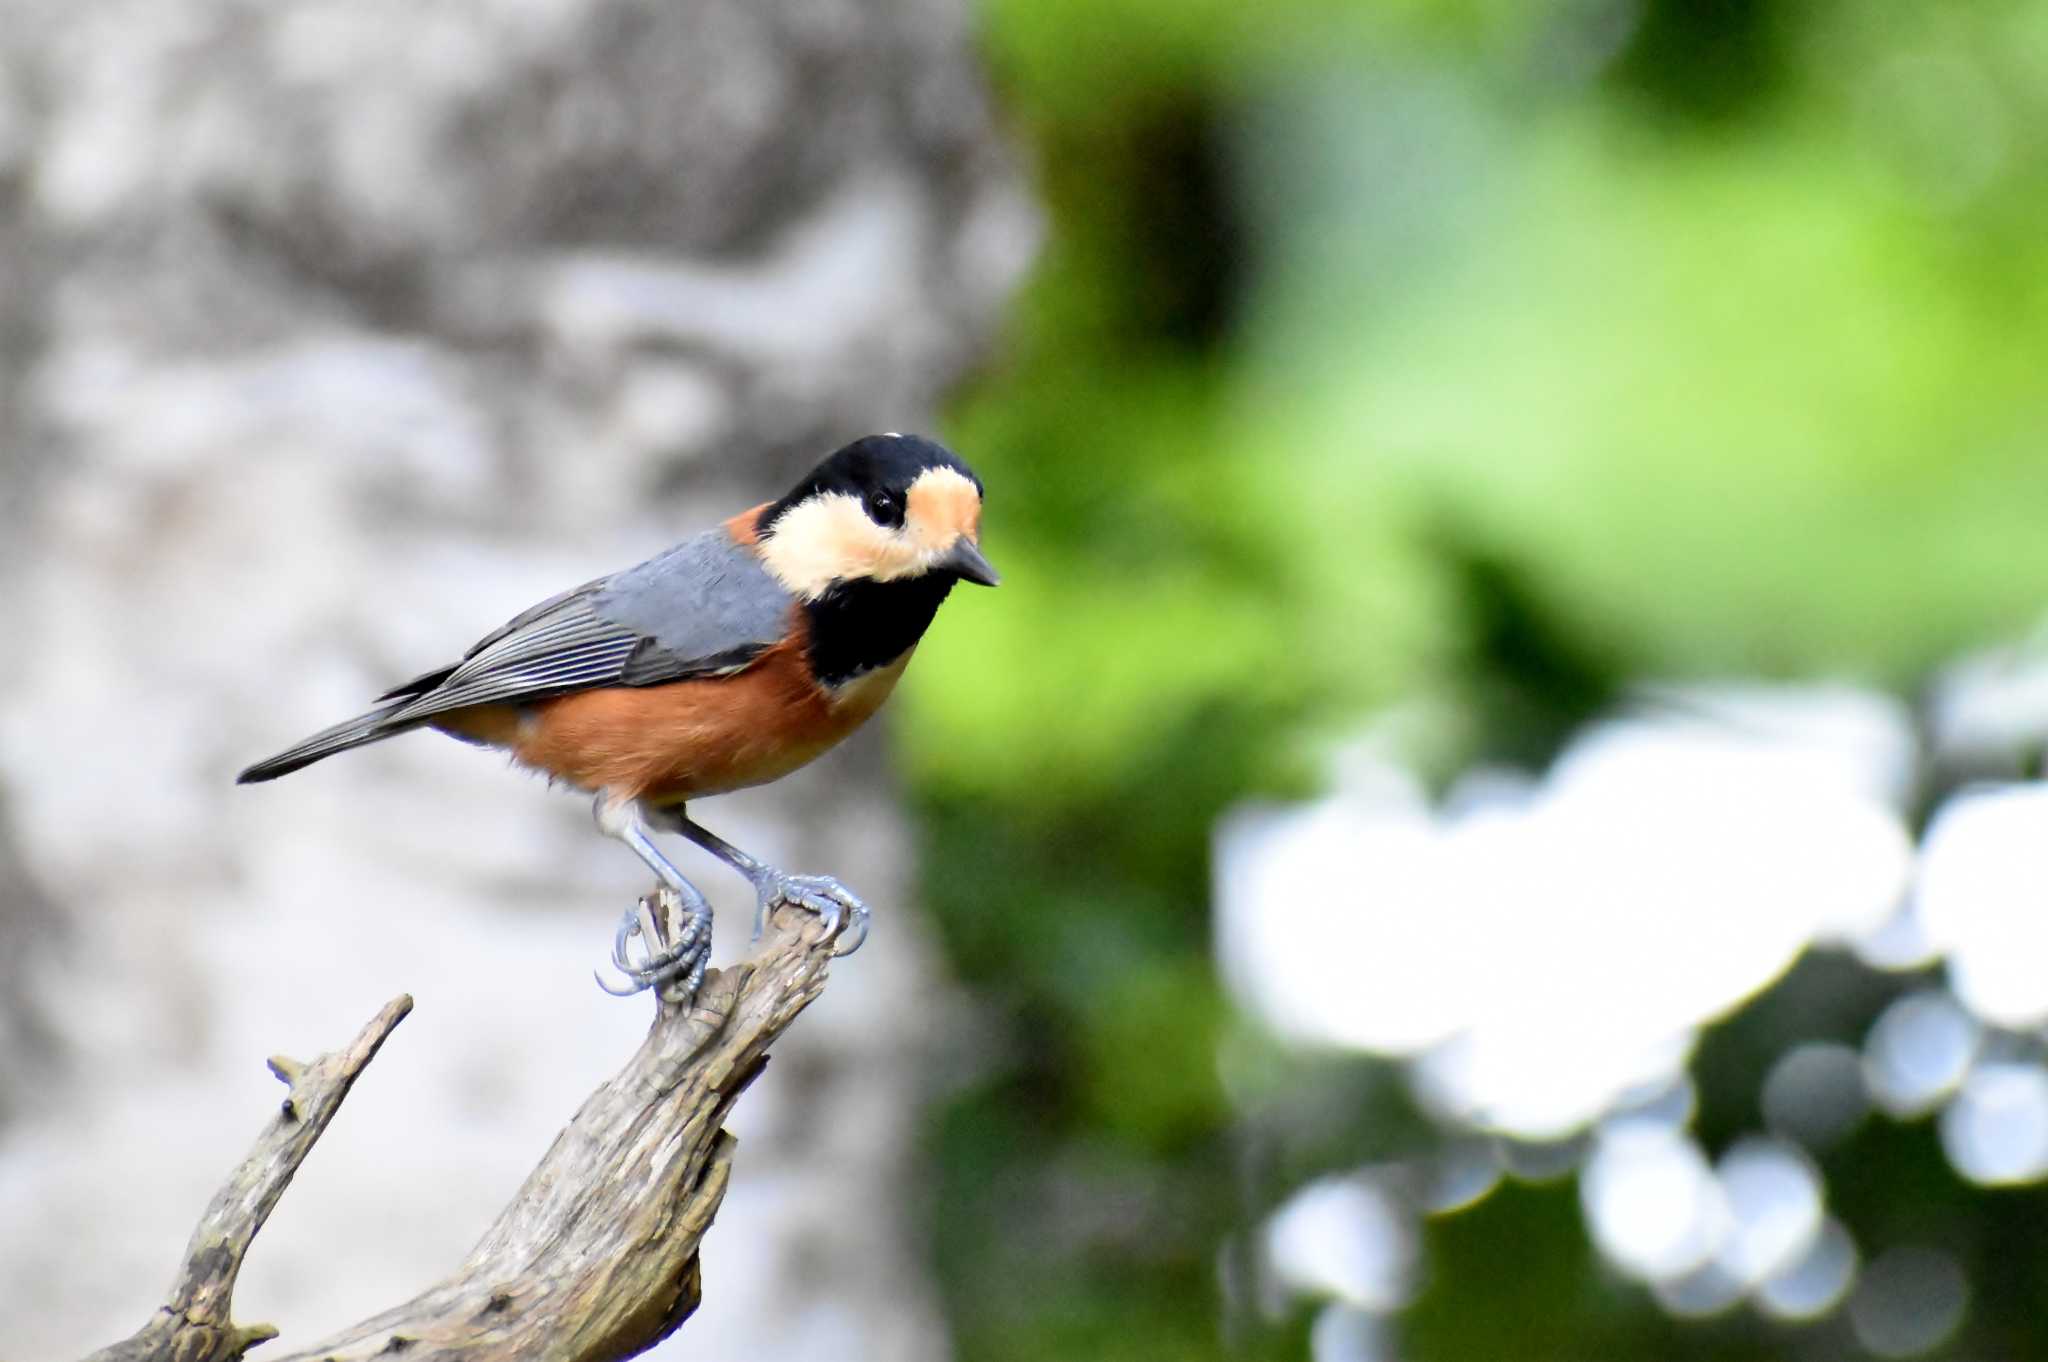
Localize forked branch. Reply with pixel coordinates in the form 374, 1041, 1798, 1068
80, 892, 838, 1362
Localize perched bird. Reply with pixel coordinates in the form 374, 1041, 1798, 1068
238, 433, 997, 994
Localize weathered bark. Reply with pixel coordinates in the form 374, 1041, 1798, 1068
81, 893, 837, 1362
81, 997, 415, 1362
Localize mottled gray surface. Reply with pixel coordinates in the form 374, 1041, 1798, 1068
0, 1, 1031, 1356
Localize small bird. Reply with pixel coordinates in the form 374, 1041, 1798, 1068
238, 433, 997, 994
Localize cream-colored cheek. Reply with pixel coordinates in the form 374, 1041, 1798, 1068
759, 471, 983, 593
759, 494, 901, 598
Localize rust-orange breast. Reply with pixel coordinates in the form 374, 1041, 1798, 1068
434, 631, 911, 804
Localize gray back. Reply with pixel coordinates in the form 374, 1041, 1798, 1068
379, 528, 794, 724
596, 530, 796, 683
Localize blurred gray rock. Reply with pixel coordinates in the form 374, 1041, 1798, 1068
0, 1, 1031, 1356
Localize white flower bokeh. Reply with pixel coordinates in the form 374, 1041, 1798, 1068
1216, 685, 1916, 1139
1221, 672, 2048, 1347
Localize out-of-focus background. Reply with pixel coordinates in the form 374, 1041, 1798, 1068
3, 0, 2048, 1359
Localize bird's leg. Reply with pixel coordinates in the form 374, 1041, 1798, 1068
592, 794, 714, 996
650, 805, 869, 957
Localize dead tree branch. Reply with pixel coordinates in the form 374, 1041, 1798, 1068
82, 995, 415, 1362
80, 892, 838, 1362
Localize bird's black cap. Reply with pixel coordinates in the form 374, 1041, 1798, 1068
763, 433, 983, 529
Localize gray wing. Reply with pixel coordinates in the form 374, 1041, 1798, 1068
380, 530, 793, 724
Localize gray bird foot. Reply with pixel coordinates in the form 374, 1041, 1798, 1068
753, 872, 869, 957
595, 889, 711, 999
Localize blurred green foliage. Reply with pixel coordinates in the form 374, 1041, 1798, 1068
897, 0, 2048, 1356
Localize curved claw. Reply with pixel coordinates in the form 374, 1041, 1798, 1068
595, 942, 707, 997
594, 965, 652, 997
596, 893, 711, 998
832, 903, 871, 957
612, 915, 643, 974
759, 873, 870, 956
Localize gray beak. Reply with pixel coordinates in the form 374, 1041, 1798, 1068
937, 537, 1001, 587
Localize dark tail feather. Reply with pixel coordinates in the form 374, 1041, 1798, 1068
377, 663, 458, 701
236, 701, 421, 783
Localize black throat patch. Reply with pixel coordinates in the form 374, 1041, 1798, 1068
803, 573, 957, 688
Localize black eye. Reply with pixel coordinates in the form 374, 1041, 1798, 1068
865, 488, 904, 527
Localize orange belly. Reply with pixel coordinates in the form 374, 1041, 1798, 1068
433, 643, 910, 802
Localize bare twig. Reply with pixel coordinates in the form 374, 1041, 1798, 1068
83, 994, 415, 1362
79, 890, 839, 1362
